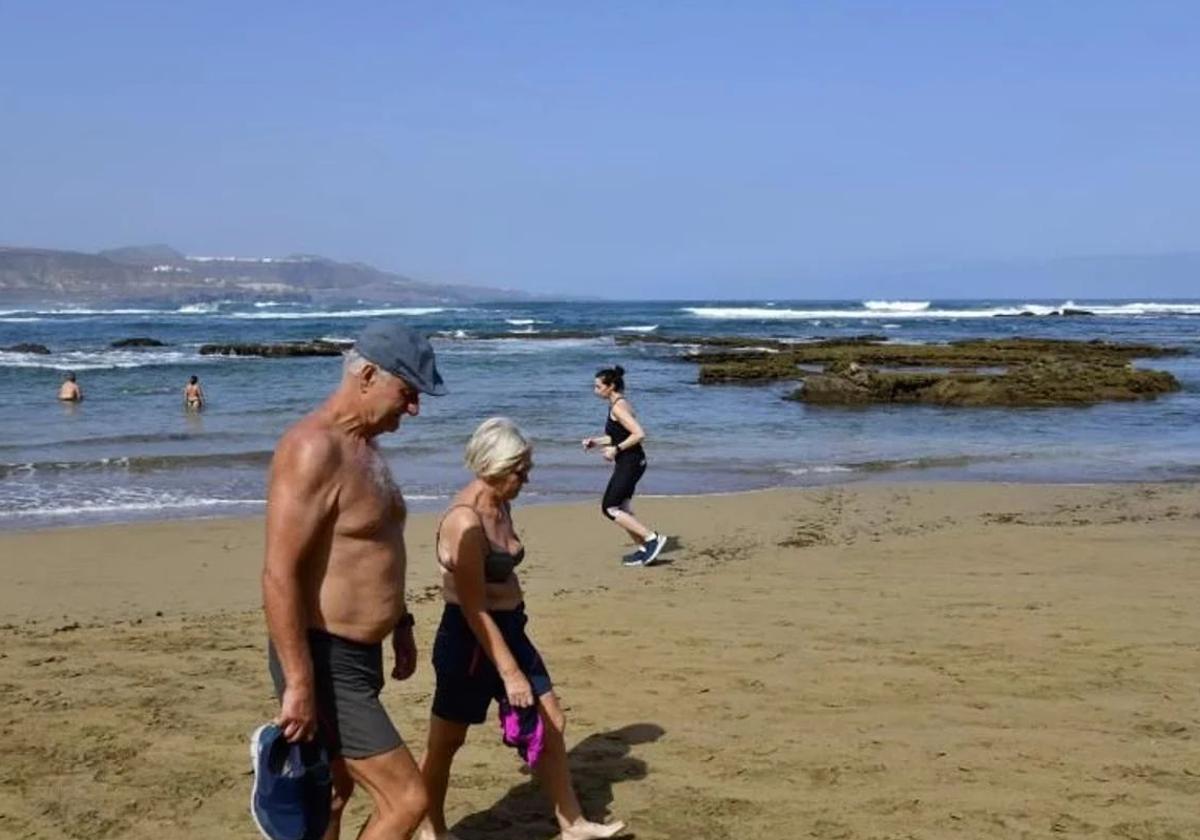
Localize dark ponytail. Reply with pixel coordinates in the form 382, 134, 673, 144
595, 365, 625, 392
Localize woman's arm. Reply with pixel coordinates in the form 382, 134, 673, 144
446, 509, 534, 706
582, 434, 612, 449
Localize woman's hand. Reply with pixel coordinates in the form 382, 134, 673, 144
602, 445, 618, 462
581, 437, 596, 451
502, 669, 534, 708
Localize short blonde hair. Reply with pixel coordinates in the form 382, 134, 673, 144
465, 417, 531, 479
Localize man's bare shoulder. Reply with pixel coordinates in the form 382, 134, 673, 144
272, 414, 344, 480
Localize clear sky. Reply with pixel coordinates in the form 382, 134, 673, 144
1, 2, 1197, 298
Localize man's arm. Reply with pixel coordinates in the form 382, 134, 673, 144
262, 429, 338, 741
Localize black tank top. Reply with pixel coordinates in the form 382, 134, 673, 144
605, 399, 643, 459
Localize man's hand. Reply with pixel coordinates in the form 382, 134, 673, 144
391, 620, 417, 681
277, 683, 317, 742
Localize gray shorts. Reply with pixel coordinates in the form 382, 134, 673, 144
268, 628, 403, 759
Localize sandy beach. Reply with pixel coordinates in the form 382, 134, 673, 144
1, 482, 1198, 839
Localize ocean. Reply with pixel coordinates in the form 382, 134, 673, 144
1, 299, 1198, 530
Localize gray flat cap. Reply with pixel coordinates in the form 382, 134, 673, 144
353, 321, 447, 396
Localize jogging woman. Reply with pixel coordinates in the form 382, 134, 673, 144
582, 365, 666, 567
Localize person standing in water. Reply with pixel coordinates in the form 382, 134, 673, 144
58, 371, 82, 402
582, 365, 667, 567
183, 375, 205, 411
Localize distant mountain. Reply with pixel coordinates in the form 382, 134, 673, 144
0, 244, 532, 306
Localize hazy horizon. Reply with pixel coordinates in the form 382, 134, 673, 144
2, 2, 1197, 298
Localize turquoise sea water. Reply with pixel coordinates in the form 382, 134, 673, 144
0, 299, 1197, 529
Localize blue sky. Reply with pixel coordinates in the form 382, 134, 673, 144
1, 2, 1197, 298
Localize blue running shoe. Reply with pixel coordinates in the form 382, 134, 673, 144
622, 547, 647, 566
639, 534, 667, 567
249, 723, 332, 840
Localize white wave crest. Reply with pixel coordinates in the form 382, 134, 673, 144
616, 324, 659, 332
685, 304, 1069, 320
1082, 302, 1200, 316
0, 348, 199, 370
862, 300, 931, 312
229, 307, 447, 320
0, 495, 265, 519
177, 302, 222, 314
786, 464, 855, 476
0, 307, 162, 316
505, 318, 551, 326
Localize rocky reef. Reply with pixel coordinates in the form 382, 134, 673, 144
619, 335, 1185, 407
111, 337, 166, 348
795, 357, 1179, 407
198, 340, 350, 358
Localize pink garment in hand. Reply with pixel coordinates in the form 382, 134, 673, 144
498, 698, 545, 767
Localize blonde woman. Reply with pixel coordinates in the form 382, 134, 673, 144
418, 418, 626, 840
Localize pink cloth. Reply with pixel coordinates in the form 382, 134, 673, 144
498, 699, 545, 766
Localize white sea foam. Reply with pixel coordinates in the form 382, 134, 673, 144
0, 348, 202, 370
0, 307, 163, 316
1082, 302, 1200, 316
505, 318, 551, 326
786, 464, 856, 476
0, 495, 265, 519
862, 300, 931, 312
176, 302, 222, 314
686, 301, 1200, 320
686, 304, 1064, 320
616, 324, 659, 332
471, 336, 608, 354
229, 307, 447, 319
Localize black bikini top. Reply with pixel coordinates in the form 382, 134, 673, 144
437, 504, 525, 584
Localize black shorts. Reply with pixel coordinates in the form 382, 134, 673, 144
268, 628, 403, 759
601, 452, 647, 518
431, 603, 553, 725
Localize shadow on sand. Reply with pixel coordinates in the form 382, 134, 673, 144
449, 722, 664, 840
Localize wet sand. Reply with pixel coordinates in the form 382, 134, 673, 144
1, 483, 1198, 839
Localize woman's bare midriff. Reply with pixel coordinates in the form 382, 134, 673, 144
441, 573, 523, 612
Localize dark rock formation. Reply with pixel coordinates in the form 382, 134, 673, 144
199, 340, 350, 358
792, 358, 1179, 407
638, 334, 1186, 407
1, 343, 51, 354
693, 337, 1185, 384
111, 337, 166, 348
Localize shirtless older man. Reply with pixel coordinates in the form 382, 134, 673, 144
262, 321, 446, 840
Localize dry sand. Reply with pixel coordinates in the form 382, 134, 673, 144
1, 483, 1198, 839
